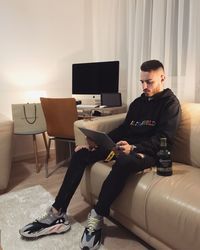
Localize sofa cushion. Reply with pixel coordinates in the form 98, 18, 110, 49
146, 162, 200, 250
81, 161, 200, 249
172, 103, 200, 168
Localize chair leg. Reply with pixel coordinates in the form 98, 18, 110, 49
63, 141, 73, 165
69, 141, 72, 159
65, 140, 75, 163
45, 138, 51, 178
45, 139, 75, 178
32, 134, 40, 173
42, 132, 48, 153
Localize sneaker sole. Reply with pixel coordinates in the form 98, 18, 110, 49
19, 222, 71, 238
80, 239, 101, 250
80, 244, 101, 250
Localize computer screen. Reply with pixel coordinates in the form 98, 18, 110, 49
101, 93, 122, 107
72, 61, 119, 95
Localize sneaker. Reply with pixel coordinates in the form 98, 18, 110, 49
19, 207, 71, 238
80, 209, 103, 250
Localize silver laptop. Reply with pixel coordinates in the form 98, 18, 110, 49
79, 127, 116, 150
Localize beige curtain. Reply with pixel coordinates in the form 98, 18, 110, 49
90, 0, 200, 104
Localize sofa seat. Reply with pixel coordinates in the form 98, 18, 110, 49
74, 103, 200, 250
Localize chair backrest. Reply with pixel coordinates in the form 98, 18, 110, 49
40, 97, 78, 139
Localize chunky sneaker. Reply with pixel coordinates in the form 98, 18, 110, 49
80, 209, 103, 250
19, 207, 71, 238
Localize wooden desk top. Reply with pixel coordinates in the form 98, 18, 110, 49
77, 105, 127, 119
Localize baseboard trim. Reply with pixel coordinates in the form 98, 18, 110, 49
12, 149, 55, 163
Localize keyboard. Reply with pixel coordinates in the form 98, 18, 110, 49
77, 104, 99, 109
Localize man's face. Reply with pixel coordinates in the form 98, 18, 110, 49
140, 69, 165, 97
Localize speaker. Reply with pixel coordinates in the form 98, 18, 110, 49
101, 93, 122, 107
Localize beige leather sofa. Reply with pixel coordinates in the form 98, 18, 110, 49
74, 103, 200, 250
0, 114, 13, 193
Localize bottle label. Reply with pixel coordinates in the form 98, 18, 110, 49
158, 159, 172, 168
157, 167, 172, 172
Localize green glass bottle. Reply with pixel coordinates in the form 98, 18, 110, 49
156, 137, 173, 176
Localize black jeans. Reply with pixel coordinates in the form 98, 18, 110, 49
52, 147, 156, 217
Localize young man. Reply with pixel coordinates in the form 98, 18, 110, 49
19, 60, 181, 249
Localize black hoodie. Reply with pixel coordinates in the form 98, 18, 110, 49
108, 88, 181, 157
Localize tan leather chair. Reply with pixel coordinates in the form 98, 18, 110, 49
40, 97, 78, 177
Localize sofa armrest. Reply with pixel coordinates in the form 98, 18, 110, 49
0, 114, 13, 192
74, 113, 126, 146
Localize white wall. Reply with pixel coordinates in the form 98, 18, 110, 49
0, 0, 93, 158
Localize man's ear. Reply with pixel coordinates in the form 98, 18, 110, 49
161, 75, 165, 82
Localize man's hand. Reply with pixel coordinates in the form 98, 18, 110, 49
114, 141, 145, 158
115, 141, 133, 155
86, 136, 98, 150
74, 137, 98, 152
74, 145, 89, 152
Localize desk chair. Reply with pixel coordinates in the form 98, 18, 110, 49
40, 97, 78, 178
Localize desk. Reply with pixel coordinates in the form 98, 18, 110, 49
55, 105, 127, 163
77, 104, 127, 119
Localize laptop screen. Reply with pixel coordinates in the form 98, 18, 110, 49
101, 93, 122, 107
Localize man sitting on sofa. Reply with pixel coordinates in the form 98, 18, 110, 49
19, 60, 181, 250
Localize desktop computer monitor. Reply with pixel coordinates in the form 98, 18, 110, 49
72, 61, 119, 104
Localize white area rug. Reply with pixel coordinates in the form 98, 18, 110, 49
0, 185, 106, 250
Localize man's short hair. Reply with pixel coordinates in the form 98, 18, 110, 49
140, 60, 164, 72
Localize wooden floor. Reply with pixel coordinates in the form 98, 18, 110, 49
6, 153, 152, 250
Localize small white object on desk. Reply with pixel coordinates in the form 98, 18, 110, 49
77, 104, 107, 110
77, 104, 99, 109
97, 105, 107, 108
